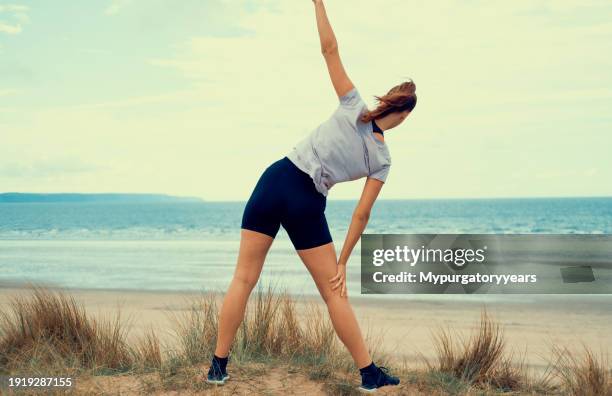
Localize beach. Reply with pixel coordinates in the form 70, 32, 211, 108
2, 284, 609, 375
1, 198, 611, 393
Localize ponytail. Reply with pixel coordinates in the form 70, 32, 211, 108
360, 80, 417, 123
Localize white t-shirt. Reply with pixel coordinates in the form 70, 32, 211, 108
286, 87, 391, 196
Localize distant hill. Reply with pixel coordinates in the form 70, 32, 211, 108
0, 193, 204, 203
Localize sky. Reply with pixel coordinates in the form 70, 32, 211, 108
1, 0, 611, 201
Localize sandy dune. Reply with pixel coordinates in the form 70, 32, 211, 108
1, 285, 610, 376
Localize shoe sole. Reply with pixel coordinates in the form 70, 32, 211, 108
358, 383, 400, 393
206, 375, 230, 385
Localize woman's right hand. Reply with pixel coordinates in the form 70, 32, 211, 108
329, 263, 347, 298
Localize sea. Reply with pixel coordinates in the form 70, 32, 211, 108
1, 197, 611, 301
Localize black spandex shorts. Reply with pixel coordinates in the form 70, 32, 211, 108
241, 156, 332, 250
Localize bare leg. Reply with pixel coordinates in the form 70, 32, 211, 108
297, 242, 372, 368
214, 229, 274, 357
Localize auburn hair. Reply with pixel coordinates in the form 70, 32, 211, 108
360, 80, 417, 123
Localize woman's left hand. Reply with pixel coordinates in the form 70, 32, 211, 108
329, 263, 347, 297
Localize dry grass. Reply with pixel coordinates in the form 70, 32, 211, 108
172, 285, 352, 374
172, 292, 218, 366
427, 310, 525, 391
1, 285, 610, 396
0, 286, 133, 373
549, 345, 612, 396
132, 327, 163, 372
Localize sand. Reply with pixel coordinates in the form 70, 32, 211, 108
1, 284, 610, 376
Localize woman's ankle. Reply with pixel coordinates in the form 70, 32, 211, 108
359, 361, 377, 374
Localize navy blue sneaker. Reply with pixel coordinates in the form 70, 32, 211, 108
206, 358, 230, 385
359, 366, 400, 392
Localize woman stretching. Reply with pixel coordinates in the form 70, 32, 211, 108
207, 0, 417, 392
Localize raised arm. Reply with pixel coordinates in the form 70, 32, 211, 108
330, 177, 384, 297
312, 0, 354, 98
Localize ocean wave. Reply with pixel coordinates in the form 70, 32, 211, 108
0, 227, 241, 241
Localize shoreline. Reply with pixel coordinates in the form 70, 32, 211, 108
2, 280, 611, 308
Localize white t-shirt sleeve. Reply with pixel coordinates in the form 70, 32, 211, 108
339, 87, 362, 107
369, 164, 390, 183
337, 87, 366, 125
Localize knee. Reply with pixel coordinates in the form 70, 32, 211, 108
233, 272, 258, 291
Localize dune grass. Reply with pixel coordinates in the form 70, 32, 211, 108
132, 327, 163, 372
548, 345, 612, 396
171, 285, 357, 376
427, 310, 525, 391
0, 286, 133, 374
0, 285, 610, 395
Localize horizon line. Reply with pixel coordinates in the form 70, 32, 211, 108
1, 192, 611, 202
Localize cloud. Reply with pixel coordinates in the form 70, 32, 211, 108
79, 48, 111, 55
104, 0, 132, 16
0, 88, 19, 97
149, 1, 612, 112
0, 4, 28, 13
0, 3, 28, 34
141, 0, 612, 199
0, 158, 101, 179
52, 89, 202, 110
2, 0, 611, 199
0, 21, 21, 34
534, 168, 599, 180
